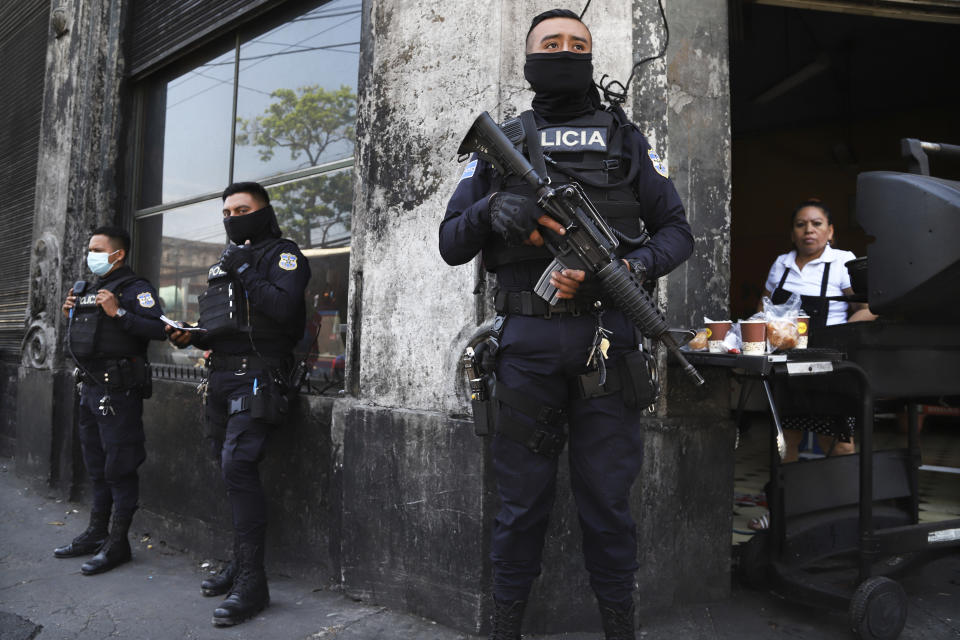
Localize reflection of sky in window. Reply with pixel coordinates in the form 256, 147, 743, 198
161, 1, 360, 202
158, 198, 226, 244
162, 51, 235, 203
234, 1, 360, 179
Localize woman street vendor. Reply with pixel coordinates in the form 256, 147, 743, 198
750, 199, 875, 530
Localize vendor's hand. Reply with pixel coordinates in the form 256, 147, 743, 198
165, 324, 193, 348
219, 243, 252, 274
96, 289, 120, 317
550, 268, 585, 299
62, 288, 76, 318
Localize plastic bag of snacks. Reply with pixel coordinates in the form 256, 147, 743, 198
762, 293, 801, 352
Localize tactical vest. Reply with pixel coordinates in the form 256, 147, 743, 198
484, 108, 644, 270
68, 275, 146, 359
197, 239, 300, 349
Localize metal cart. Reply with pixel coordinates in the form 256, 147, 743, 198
685, 348, 960, 640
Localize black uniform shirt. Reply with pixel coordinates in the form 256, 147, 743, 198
197, 238, 311, 356
439, 115, 694, 284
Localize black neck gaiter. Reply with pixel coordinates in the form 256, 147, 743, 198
223, 205, 281, 244
524, 51, 599, 121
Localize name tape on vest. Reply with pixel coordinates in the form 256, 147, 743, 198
539, 127, 608, 152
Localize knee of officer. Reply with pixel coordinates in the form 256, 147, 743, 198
221, 449, 257, 488
103, 444, 146, 482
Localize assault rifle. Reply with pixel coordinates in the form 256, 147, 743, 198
458, 111, 705, 387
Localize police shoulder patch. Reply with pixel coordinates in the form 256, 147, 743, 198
137, 292, 156, 308
278, 253, 298, 271
459, 159, 478, 182
648, 149, 669, 178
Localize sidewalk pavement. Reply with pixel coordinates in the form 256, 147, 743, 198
1, 458, 958, 640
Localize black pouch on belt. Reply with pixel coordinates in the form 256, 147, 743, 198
618, 350, 660, 409
249, 376, 289, 424
130, 358, 152, 399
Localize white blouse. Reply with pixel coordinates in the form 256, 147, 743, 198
763, 245, 857, 326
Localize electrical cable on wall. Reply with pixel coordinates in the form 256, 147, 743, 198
581, 0, 669, 105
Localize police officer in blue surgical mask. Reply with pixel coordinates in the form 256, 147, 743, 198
167, 182, 310, 627
440, 9, 693, 639
58, 226, 166, 575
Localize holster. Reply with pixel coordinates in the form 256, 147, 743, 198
83, 357, 152, 398
470, 374, 496, 436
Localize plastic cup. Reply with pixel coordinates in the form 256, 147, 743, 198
740, 320, 766, 355
796, 314, 810, 349
706, 321, 732, 353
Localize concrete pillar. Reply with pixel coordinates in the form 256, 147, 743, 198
341, 0, 733, 634
16, 0, 129, 491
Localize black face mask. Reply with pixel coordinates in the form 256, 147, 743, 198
223, 205, 279, 244
524, 51, 598, 120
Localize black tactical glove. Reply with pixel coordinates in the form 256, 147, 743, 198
489, 192, 542, 245
219, 243, 252, 274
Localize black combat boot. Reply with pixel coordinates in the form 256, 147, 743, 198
598, 598, 636, 640
54, 510, 110, 558
201, 543, 237, 597
212, 541, 269, 626
200, 538, 240, 596
80, 512, 133, 575
488, 597, 526, 640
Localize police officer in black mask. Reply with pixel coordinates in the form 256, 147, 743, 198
167, 182, 310, 627
58, 226, 166, 575
440, 10, 693, 640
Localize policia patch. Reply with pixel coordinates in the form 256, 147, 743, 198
278, 253, 298, 271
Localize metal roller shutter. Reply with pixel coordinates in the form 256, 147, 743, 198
126, 0, 285, 78
0, 1, 49, 360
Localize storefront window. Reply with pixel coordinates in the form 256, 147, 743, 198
134, 0, 360, 392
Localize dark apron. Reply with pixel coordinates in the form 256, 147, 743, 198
771, 261, 831, 332
771, 260, 855, 439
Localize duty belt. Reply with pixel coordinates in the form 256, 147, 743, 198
207, 353, 291, 372
494, 290, 594, 317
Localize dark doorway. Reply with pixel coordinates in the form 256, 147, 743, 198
728, 4, 960, 318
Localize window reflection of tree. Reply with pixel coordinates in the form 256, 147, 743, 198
236, 85, 356, 249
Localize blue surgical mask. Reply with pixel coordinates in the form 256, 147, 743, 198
87, 249, 119, 276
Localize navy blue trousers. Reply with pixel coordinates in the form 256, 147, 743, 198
77, 385, 146, 518
205, 369, 272, 545
491, 310, 645, 604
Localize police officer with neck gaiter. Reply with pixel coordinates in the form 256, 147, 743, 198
167, 181, 309, 627
440, 9, 693, 640
58, 226, 166, 575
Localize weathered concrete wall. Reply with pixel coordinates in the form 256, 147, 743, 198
16, 0, 130, 489
338, 404, 494, 630
0, 362, 18, 457
635, 0, 732, 327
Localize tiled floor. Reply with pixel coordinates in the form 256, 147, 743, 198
732, 413, 960, 546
